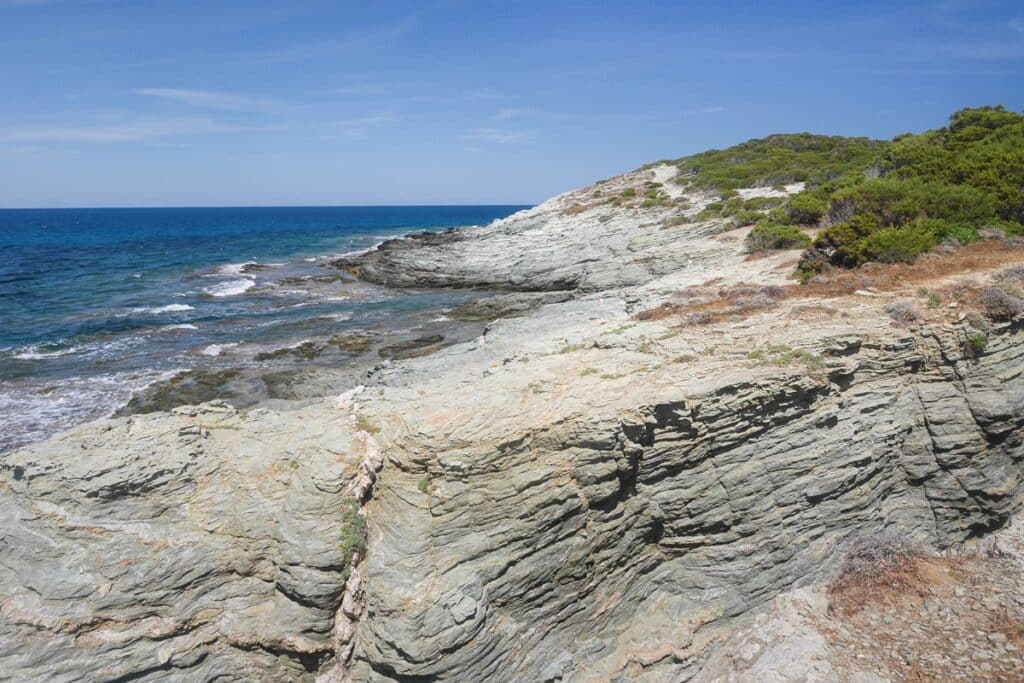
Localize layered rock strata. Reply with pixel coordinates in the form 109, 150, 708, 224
2, 165, 1023, 681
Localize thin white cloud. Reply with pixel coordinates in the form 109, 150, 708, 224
136, 88, 290, 113
493, 108, 542, 121
230, 18, 415, 64
0, 118, 260, 143
324, 113, 397, 140
461, 128, 535, 144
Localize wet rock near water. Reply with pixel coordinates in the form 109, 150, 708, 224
254, 333, 376, 362
377, 334, 445, 359
448, 291, 574, 322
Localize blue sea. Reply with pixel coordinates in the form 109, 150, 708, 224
0, 205, 527, 451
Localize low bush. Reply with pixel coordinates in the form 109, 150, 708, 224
884, 301, 921, 325
856, 224, 938, 264
994, 264, 1024, 282
840, 533, 922, 578
978, 286, 1024, 320
745, 223, 813, 252
731, 209, 764, 226
964, 330, 988, 357
829, 533, 926, 616
788, 192, 828, 224
730, 284, 788, 310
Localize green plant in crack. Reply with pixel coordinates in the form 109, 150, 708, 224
747, 343, 824, 370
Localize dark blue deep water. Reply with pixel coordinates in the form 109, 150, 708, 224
0, 205, 527, 450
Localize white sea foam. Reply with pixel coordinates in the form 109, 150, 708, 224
198, 343, 239, 357
160, 324, 198, 331
13, 345, 82, 360
133, 304, 195, 314
0, 369, 181, 452
204, 278, 255, 297
329, 246, 376, 259
215, 261, 256, 276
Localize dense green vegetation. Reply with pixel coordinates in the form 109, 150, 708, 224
795, 106, 1024, 277
746, 222, 813, 252
671, 133, 886, 191
665, 106, 1024, 277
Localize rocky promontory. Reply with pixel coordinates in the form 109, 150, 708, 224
3, 156, 1024, 682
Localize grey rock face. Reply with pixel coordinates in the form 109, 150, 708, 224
350, 323, 1024, 681
334, 181, 726, 292
0, 401, 368, 681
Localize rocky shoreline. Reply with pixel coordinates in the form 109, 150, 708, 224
2, 165, 1024, 681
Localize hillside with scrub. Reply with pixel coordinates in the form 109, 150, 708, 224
662, 105, 1024, 279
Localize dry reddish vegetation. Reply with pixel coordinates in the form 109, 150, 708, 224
793, 239, 1024, 299
635, 240, 1024, 326
823, 535, 1024, 682
828, 536, 931, 617
635, 283, 788, 325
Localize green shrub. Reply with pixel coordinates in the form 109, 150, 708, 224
790, 106, 1024, 278
670, 133, 885, 191
856, 224, 937, 264
621, 188, 636, 198
932, 222, 980, 245
964, 330, 988, 357
746, 223, 813, 252
732, 209, 764, 226
743, 195, 787, 210
788, 192, 828, 224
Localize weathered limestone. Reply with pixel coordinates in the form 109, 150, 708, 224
348, 322, 1024, 681
0, 401, 370, 680
334, 167, 726, 292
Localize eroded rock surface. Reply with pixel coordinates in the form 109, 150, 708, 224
334, 167, 727, 292
2, 163, 1023, 682
0, 401, 371, 680
350, 321, 1024, 681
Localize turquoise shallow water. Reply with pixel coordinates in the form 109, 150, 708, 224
0, 205, 527, 450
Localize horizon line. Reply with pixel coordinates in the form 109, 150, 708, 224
0, 202, 537, 211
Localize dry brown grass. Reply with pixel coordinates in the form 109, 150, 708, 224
794, 240, 1024, 299
829, 553, 948, 617
635, 283, 787, 325
635, 241, 1024, 326
561, 202, 588, 217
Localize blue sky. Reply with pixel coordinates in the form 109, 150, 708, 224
1, 0, 1021, 207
